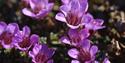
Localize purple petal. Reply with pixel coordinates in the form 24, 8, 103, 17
60, 5, 70, 16
79, 0, 88, 2
92, 19, 105, 30
30, 34, 39, 44
13, 31, 23, 43
68, 29, 85, 45
79, 0, 88, 12
61, 0, 70, 4
30, 0, 47, 11
46, 3, 54, 11
82, 13, 105, 30
71, 60, 80, 63
90, 45, 98, 57
41, 44, 48, 52
80, 39, 90, 51
68, 48, 79, 59
32, 59, 36, 63
55, 13, 66, 22
35, 9, 48, 19
32, 0, 48, 9
82, 13, 93, 25
60, 36, 70, 44
22, 8, 35, 17
85, 23, 95, 30
29, 51, 35, 58
41, 44, 54, 58
31, 0, 48, 5
67, 23, 80, 29
47, 59, 53, 63
103, 58, 110, 63
93, 25, 105, 30
95, 19, 104, 25
30, 0, 40, 4
22, 26, 31, 37
79, 28, 90, 39
82, 14, 95, 30
47, 49, 55, 58
29, 0, 36, 10
6, 23, 19, 34
33, 44, 41, 55
69, 0, 80, 12
94, 61, 99, 63
68, 29, 82, 45
41, 0, 48, 4
85, 61, 92, 63
0, 22, 7, 35
68, 29, 79, 39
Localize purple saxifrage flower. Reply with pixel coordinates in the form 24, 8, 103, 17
55, 0, 88, 29
94, 58, 110, 63
29, 44, 55, 63
60, 28, 90, 46
14, 26, 39, 51
22, 0, 54, 19
0, 22, 19, 49
68, 40, 98, 63
82, 13, 105, 30
103, 58, 110, 63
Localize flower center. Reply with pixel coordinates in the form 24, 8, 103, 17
66, 12, 82, 26
33, 4, 43, 14
79, 48, 91, 62
0, 32, 13, 45
69, 32, 81, 45
71, 36, 81, 44
35, 52, 47, 63
19, 37, 31, 48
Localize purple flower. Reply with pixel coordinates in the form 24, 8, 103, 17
60, 28, 90, 46
94, 58, 110, 63
29, 44, 55, 63
82, 13, 105, 30
103, 58, 110, 63
0, 22, 19, 49
68, 40, 98, 63
22, 0, 54, 19
55, 0, 88, 29
14, 26, 39, 51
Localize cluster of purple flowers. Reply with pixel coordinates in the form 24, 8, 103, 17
55, 0, 110, 63
0, 0, 111, 63
0, 21, 55, 63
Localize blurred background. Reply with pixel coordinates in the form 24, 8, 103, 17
0, 0, 125, 63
